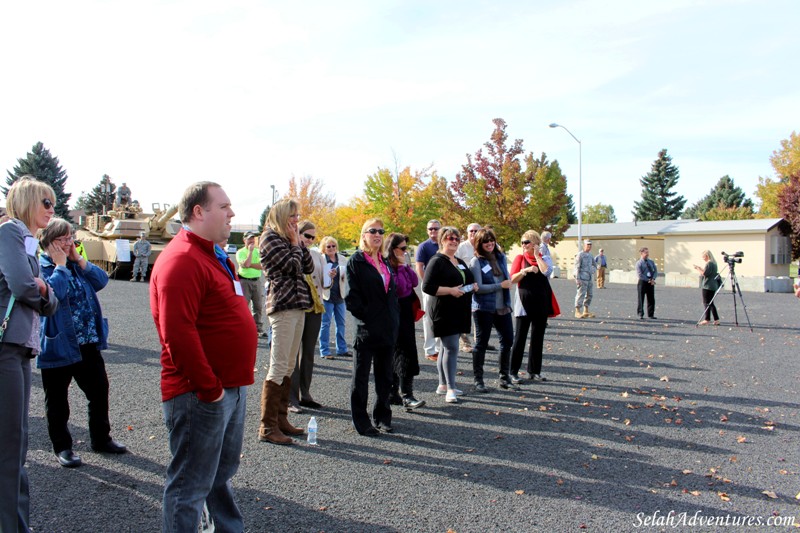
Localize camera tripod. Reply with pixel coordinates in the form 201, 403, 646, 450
696, 262, 753, 331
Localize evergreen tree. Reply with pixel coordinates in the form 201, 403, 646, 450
632, 149, 687, 221
3, 142, 72, 219
683, 175, 754, 219
258, 205, 270, 233
74, 175, 116, 215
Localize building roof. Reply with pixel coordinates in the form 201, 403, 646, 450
563, 218, 785, 239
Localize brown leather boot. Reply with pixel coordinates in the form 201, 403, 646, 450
583, 306, 596, 318
278, 377, 305, 436
575, 307, 585, 319
258, 379, 293, 445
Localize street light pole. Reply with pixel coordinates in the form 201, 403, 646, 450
270, 184, 277, 206
549, 123, 582, 249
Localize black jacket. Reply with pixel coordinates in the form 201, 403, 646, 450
345, 251, 399, 347
421, 253, 474, 337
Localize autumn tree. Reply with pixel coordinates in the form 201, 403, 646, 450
755, 132, 800, 217
632, 148, 686, 221
701, 204, 756, 221
450, 118, 570, 250
3, 142, 72, 219
582, 203, 617, 224
328, 197, 370, 249
74, 175, 116, 215
777, 172, 800, 261
683, 175, 754, 219
284, 175, 336, 239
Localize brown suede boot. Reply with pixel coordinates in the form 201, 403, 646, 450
278, 377, 305, 436
575, 307, 585, 319
258, 379, 293, 445
583, 306, 596, 318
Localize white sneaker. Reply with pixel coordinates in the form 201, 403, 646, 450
445, 390, 458, 403
436, 385, 447, 395
452, 388, 464, 396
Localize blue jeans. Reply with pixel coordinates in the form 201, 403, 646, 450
162, 387, 247, 533
319, 300, 347, 356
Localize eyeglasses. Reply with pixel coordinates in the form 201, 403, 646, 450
302, 233, 316, 241
55, 235, 75, 244
326, 244, 337, 249
444, 235, 460, 242
397, 245, 408, 251
427, 227, 440, 232
42, 198, 54, 209
521, 240, 531, 245
365, 228, 385, 235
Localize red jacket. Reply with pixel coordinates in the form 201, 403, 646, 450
150, 229, 257, 402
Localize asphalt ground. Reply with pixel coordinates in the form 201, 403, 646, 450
25, 279, 800, 532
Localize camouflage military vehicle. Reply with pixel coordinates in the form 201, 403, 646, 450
75, 201, 181, 278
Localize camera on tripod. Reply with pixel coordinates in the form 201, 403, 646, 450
721, 251, 744, 265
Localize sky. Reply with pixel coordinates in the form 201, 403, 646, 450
1, 0, 798, 228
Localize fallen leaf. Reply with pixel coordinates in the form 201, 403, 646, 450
621, 391, 629, 398
591, 454, 599, 460
737, 436, 747, 443
730, 456, 738, 463
127, 425, 134, 431
494, 435, 504, 440
720, 415, 729, 422
660, 376, 669, 382
624, 419, 631, 426
319, 506, 328, 511
682, 469, 693, 475
465, 448, 475, 453
670, 479, 678, 487
550, 417, 560, 422
690, 490, 701, 496
514, 490, 525, 495
538, 406, 548, 411
762, 491, 778, 499
383, 459, 392, 464
718, 492, 730, 502
556, 478, 564, 485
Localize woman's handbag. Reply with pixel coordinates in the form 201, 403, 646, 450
0, 295, 16, 342
410, 291, 425, 322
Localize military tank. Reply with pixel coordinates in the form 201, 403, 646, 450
75, 200, 181, 279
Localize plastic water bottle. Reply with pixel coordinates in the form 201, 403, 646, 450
307, 416, 318, 445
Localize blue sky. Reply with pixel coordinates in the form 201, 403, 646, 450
1, 0, 798, 227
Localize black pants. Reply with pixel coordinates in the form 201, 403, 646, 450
510, 314, 548, 376
350, 339, 392, 434
472, 310, 514, 382
291, 311, 322, 405
701, 289, 719, 321
637, 280, 655, 318
41, 344, 112, 453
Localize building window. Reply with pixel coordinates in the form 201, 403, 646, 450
770, 235, 791, 264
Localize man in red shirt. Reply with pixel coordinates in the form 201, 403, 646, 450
150, 182, 257, 532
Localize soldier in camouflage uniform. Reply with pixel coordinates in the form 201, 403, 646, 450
131, 232, 152, 282
573, 239, 596, 318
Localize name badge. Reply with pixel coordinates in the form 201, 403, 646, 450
234, 280, 244, 296
646, 271, 652, 278
24, 236, 39, 257
458, 264, 466, 270
482, 264, 492, 273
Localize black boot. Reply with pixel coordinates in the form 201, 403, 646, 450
389, 375, 403, 405
472, 347, 488, 393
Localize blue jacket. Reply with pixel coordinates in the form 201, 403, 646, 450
37, 254, 109, 369
469, 253, 512, 313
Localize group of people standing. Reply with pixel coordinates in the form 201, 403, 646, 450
2, 177, 126, 533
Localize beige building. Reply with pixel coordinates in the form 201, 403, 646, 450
550, 219, 794, 293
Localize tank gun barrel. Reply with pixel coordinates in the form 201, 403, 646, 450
152, 204, 179, 231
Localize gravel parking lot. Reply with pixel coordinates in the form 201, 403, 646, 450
26, 278, 800, 532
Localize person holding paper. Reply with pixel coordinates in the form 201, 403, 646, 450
319, 236, 350, 359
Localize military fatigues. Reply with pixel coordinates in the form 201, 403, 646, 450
573, 251, 595, 316
132, 238, 152, 281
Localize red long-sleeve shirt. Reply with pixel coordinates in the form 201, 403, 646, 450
150, 229, 257, 402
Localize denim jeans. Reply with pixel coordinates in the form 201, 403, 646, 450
472, 310, 514, 381
162, 387, 247, 533
320, 300, 348, 356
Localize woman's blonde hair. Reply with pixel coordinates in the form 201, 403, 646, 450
522, 230, 541, 247
702, 250, 716, 263
39, 217, 73, 249
359, 218, 384, 254
320, 236, 338, 254
5, 176, 56, 229
266, 199, 299, 240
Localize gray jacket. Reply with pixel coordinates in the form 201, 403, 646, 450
0, 219, 59, 345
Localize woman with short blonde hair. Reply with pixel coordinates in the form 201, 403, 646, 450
693, 250, 720, 325
0, 176, 59, 530
319, 235, 350, 359
345, 218, 399, 435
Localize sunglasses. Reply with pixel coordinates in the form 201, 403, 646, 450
397, 245, 408, 251
326, 244, 337, 248
521, 240, 531, 245
365, 228, 385, 235
42, 198, 54, 209
444, 235, 460, 242
427, 227, 440, 232
482, 239, 496, 244
302, 233, 316, 241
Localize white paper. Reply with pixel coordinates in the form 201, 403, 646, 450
481, 264, 492, 273
24, 236, 39, 256
234, 280, 244, 296
116, 239, 131, 262
323, 262, 335, 288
